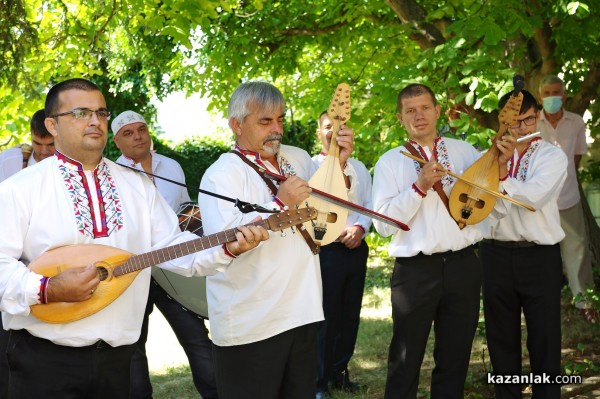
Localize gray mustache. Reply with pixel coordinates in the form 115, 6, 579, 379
263, 134, 282, 143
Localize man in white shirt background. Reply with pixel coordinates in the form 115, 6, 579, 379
312, 111, 372, 398
536, 75, 597, 323
112, 110, 218, 399
0, 108, 55, 399
0, 109, 55, 183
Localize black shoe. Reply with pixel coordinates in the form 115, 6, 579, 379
332, 369, 365, 393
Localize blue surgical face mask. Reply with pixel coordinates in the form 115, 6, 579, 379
542, 96, 563, 114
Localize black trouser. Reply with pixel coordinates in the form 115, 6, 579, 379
316, 240, 368, 391
384, 246, 482, 399
6, 328, 136, 399
213, 323, 317, 399
130, 279, 217, 399
481, 242, 562, 399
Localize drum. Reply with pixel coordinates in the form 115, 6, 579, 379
151, 202, 209, 319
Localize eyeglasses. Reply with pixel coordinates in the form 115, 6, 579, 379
510, 115, 536, 129
49, 108, 111, 121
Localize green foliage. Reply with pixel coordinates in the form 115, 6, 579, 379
0, 0, 37, 84
580, 159, 600, 184
574, 288, 600, 317
285, 118, 318, 156
171, 136, 232, 200
103, 133, 121, 161
1, 0, 599, 176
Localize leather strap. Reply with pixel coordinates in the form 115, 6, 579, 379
404, 142, 451, 215
230, 150, 320, 254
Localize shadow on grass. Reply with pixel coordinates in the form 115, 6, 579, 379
150, 254, 600, 399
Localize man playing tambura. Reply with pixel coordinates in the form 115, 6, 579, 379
0, 78, 266, 398
112, 110, 218, 399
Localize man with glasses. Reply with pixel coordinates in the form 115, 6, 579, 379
537, 75, 596, 323
479, 89, 567, 398
0, 78, 267, 398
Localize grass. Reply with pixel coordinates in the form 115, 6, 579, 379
151, 249, 600, 399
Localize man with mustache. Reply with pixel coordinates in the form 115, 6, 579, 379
0, 78, 267, 398
199, 81, 358, 399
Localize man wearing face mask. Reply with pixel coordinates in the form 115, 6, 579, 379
537, 75, 596, 323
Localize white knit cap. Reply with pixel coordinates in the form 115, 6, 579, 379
111, 110, 147, 135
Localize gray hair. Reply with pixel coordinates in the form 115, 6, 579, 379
539, 75, 564, 93
227, 81, 285, 123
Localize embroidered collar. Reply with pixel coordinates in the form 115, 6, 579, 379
56, 151, 123, 238
233, 143, 297, 177
508, 137, 542, 181
55, 151, 86, 171
406, 136, 454, 187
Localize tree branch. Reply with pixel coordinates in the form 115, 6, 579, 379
276, 21, 348, 36
384, 0, 445, 49
532, 19, 557, 75
570, 62, 600, 116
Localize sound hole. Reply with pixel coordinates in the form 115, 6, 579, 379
177, 202, 203, 237
95, 262, 110, 281
458, 193, 485, 209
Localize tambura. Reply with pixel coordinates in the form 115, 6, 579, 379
151, 201, 209, 319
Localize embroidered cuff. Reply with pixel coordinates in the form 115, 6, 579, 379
38, 276, 51, 304
411, 183, 427, 198
499, 173, 509, 182
355, 224, 366, 234
222, 243, 238, 259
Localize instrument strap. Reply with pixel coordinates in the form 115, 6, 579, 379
230, 150, 320, 254
403, 142, 452, 216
